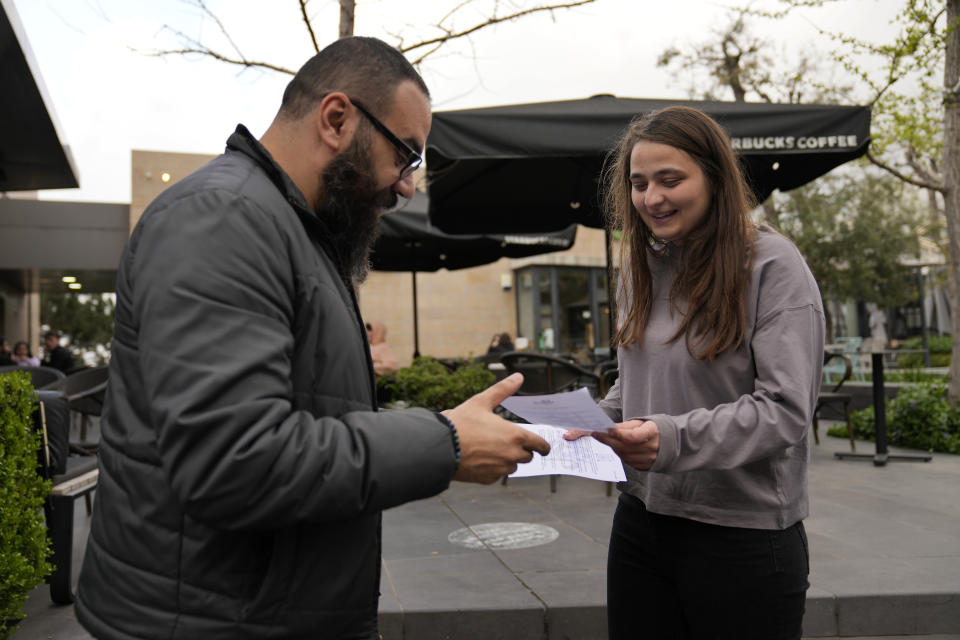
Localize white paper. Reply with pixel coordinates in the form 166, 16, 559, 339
509, 423, 626, 482
500, 387, 616, 432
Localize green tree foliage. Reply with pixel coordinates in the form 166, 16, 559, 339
769, 169, 924, 313
654, 8, 926, 332
746, 0, 960, 400
41, 293, 115, 366
0, 372, 53, 638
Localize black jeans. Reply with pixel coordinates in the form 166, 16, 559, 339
607, 493, 809, 640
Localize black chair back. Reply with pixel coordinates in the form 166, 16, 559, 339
499, 351, 601, 397
0, 365, 66, 390
32, 390, 70, 478
43, 365, 109, 408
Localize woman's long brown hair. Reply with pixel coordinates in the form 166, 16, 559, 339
602, 106, 757, 361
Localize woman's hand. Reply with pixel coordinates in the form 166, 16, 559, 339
564, 419, 660, 471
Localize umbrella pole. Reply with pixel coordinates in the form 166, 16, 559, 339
412, 270, 421, 359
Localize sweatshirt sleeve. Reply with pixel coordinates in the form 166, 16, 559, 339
598, 375, 624, 422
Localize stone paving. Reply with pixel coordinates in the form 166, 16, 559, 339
12, 427, 960, 640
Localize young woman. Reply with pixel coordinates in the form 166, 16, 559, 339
11, 340, 41, 367
568, 106, 824, 639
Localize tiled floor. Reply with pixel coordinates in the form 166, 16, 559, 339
13, 427, 960, 639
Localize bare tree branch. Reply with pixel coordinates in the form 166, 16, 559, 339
338, 0, 355, 40
866, 150, 943, 192
906, 147, 944, 185
397, 0, 596, 57
140, 25, 298, 75
299, 0, 320, 51
194, 0, 246, 61
142, 0, 597, 79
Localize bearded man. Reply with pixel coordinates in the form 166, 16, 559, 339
75, 36, 549, 640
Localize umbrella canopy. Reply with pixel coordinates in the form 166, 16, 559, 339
371, 192, 577, 272
369, 191, 577, 357
425, 94, 871, 234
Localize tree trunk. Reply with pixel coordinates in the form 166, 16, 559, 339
944, 0, 960, 403
339, 0, 355, 39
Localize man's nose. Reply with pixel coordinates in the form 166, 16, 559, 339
394, 171, 416, 200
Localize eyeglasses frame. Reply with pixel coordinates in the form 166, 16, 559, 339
350, 98, 423, 179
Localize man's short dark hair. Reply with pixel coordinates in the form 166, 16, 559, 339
279, 36, 429, 122
45, 330, 61, 339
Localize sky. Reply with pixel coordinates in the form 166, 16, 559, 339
9, 0, 905, 204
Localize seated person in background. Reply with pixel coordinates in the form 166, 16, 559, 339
366, 321, 399, 376
12, 341, 41, 367
41, 330, 74, 372
0, 336, 12, 366
486, 332, 514, 355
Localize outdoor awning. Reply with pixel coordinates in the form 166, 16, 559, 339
426, 94, 871, 234
372, 192, 576, 272
0, 0, 78, 191
370, 191, 577, 357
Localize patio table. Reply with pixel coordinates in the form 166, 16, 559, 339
833, 350, 933, 466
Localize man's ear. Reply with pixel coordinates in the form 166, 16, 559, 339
315, 92, 354, 152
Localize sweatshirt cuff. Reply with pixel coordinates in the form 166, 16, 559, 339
643, 413, 679, 472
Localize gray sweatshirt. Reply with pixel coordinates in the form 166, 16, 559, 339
599, 226, 824, 530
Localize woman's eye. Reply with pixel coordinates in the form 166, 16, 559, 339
632, 183, 647, 192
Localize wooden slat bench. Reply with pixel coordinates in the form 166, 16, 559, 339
45, 455, 99, 604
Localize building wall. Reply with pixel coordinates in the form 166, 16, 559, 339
0, 283, 39, 354
131, 150, 219, 230
131, 150, 609, 368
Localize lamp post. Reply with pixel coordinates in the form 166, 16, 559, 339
918, 266, 931, 368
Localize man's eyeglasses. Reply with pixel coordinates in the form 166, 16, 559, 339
351, 99, 423, 179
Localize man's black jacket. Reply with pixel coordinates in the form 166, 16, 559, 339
76, 126, 458, 640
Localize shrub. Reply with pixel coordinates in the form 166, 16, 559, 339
896, 335, 952, 368
379, 357, 495, 411
0, 372, 53, 638
883, 369, 949, 383
829, 381, 960, 454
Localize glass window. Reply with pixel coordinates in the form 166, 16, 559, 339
514, 265, 610, 363
537, 270, 555, 351
594, 270, 611, 359
516, 270, 535, 348
557, 270, 590, 359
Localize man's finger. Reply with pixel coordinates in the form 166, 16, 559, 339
474, 372, 524, 410
519, 429, 551, 456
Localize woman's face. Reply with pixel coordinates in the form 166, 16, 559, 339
629, 140, 711, 245
14, 343, 27, 357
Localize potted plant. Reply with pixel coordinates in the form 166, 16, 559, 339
0, 371, 53, 638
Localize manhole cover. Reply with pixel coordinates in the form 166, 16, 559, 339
448, 522, 559, 550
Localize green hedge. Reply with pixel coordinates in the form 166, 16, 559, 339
895, 335, 952, 368
377, 357, 495, 411
828, 381, 960, 454
0, 372, 53, 638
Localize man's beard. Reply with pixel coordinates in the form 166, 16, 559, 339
316, 133, 396, 285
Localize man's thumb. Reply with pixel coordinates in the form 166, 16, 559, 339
479, 372, 524, 409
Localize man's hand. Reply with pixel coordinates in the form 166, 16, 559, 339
443, 373, 551, 484
564, 419, 660, 471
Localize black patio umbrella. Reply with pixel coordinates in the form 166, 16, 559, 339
370, 191, 577, 356
425, 94, 872, 234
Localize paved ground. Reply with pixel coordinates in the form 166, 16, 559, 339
12, 424, 960, 640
